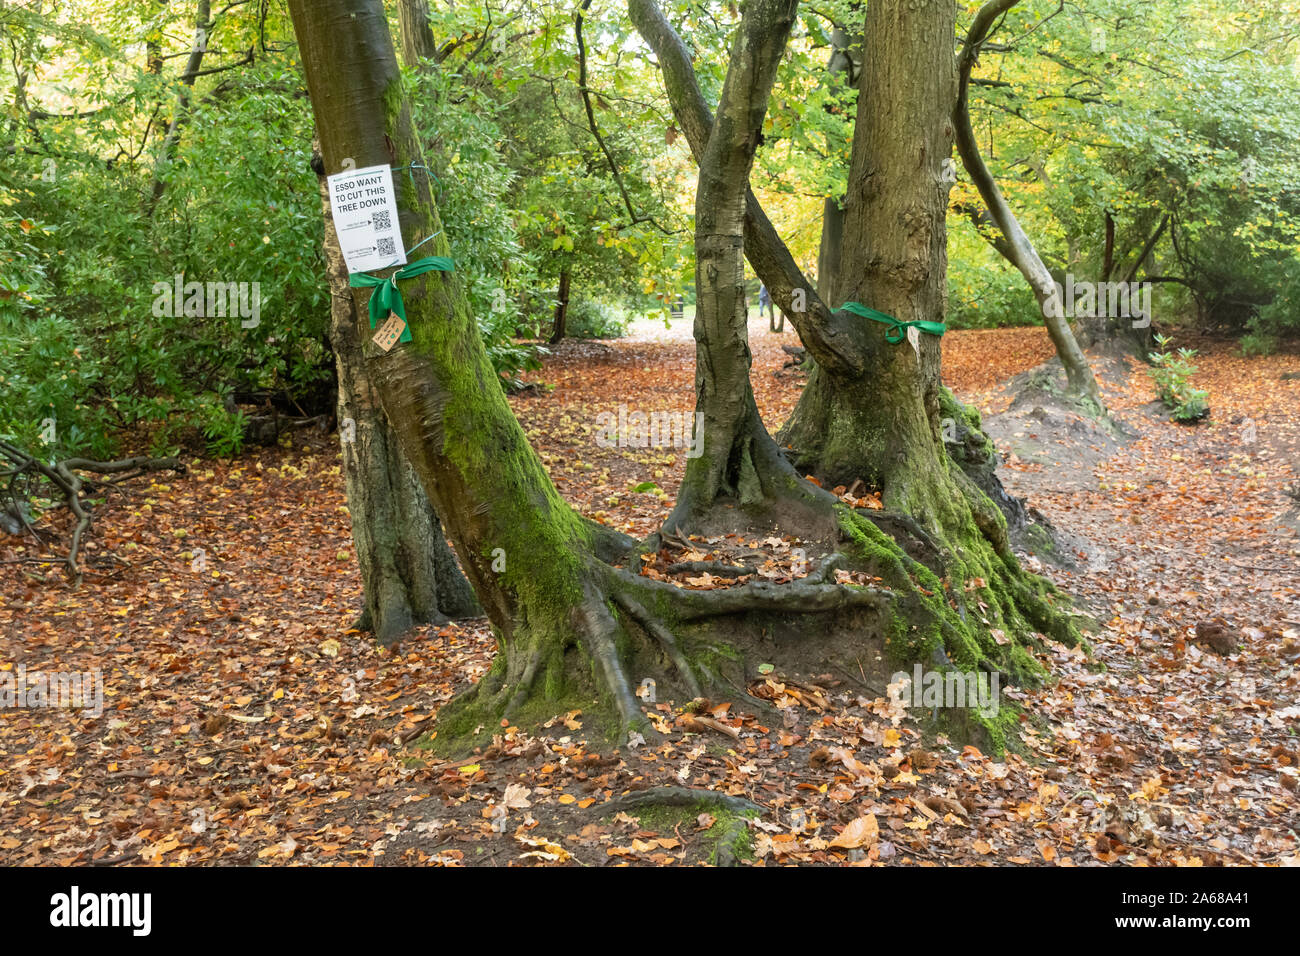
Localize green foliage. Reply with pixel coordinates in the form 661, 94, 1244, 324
407, 60, 543, 378
955, 0, 1300, 337
4, 0, 1297, 467
1148, 334, 1210, 422
0, 6, 329, 459
946, 220, 1040, 329
1241, 256, 1300, 355
565, 298, 629, 339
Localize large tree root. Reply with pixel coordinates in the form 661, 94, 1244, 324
431, 474, 1083, 757
430, 441, 1084, 757
586, 786, 762, 866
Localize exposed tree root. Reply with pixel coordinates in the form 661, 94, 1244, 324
612, 591, 703, 699
0, 440, 185, 585
663, 560, 757, 577
431, 455, 1085, 758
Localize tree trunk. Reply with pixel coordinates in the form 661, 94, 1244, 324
314, 156, 478, 644
145, 0, 210, 216
663, 0, 835, 533
548, 267, 571, 345
629, 0, 870, 380
635, 0, 1078, 617
781, 0, 957, 488
817, 200, 844, 305
397, 0, 437, 70
292, 0, 1077, 753
1101, 210, 1115, 282
292, 0, 677, 747
952, 0, 1104, 412
630, 0, 1028, 510
1074, 213, 1166, 358
814, 25, 856, 306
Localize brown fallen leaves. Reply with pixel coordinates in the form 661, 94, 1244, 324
2, 327, 1296, 866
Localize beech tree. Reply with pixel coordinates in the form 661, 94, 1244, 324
314, 161, 477, 644
289, 0, 1077, 752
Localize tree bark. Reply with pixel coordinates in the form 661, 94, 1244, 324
291, 0, 1078, 752
952, 0, 1104, 411
814, 25, 856, 306
1101, 210, 1115, 282
780, 0, 960, 488
315, 157, 478, 644
397, 0, 437, 70
663, 0, 825, 531
548, 267, 571, 345
629, 0, 868, 379
292, 0, 667, 745
145, 0, 211, 216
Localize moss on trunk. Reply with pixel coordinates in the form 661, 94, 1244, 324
292, 0, 1084, 758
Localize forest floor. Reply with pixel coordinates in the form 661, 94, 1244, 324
2, 319, 1298, 866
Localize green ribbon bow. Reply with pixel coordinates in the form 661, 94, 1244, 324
349, 255, 455, 343
838, 301, 946, 344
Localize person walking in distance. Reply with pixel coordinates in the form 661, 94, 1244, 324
758, 283, 782, 332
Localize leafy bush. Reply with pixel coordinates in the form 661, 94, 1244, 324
946, 220, 1040, 329
1240, 255, 1300, 355
1148, 334, 1210, 422
565, 298, 630, 339
0, 59, 330, 460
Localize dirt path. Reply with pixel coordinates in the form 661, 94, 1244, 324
1, 327, 1296, 866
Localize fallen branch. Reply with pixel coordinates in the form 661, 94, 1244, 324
0, 440, 185, 584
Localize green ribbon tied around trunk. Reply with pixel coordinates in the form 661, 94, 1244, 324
349, 255, 455, 343
838, 301, 946, 344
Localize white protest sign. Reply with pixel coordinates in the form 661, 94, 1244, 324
907, 325, 920, 357
327, 164, 406, 274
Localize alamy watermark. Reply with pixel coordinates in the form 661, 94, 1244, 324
49, 886, 150, 936
152, 274, 261, 328
890, 664, 1000, 719
1044, 274, 1150, 328
596, 405, 704, 458
1, 665, 103, 717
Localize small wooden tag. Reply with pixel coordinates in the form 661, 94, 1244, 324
372, 312, 406, 352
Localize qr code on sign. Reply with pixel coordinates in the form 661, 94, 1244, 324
376, 236, 396, 257
372, 210, 392, 230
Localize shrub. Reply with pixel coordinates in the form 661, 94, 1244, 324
565, 298, 629, 339
1148, 333, 1210, 422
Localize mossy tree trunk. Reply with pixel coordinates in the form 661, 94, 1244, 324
630, 0, 859, 536
315, 162, 478, 645
290, 0, 645, 738
778, 0, 962, 497
635, 0, 1079, 666
667, 0, 818, 531
292, 0, 1078, 752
